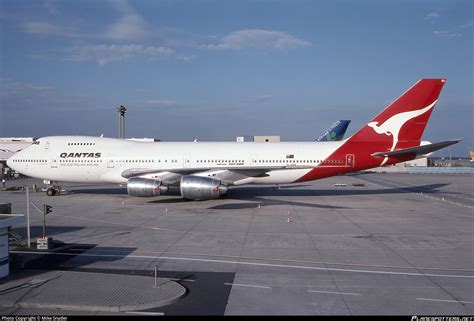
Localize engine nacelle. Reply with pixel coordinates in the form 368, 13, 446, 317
180, 176, 228, 200
127, 177, 168, 197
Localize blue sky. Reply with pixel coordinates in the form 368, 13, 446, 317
1, 0, 472, 156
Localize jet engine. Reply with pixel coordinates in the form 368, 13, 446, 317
180, 176, 228, 200
127, 177, 168, 197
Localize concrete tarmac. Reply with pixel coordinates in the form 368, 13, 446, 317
0, 173, 472, 315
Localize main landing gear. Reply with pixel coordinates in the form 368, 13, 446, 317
44, 180, 62, 196
46, 187, 58, 196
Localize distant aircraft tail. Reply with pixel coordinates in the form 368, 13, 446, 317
315, 120, 351, 142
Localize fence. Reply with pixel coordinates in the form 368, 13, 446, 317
407, 167, 474, 174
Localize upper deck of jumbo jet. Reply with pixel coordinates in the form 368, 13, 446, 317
22, 135, 344, 155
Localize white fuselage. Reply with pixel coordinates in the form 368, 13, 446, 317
7, 136, 344, 185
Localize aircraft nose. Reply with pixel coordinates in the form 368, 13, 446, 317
6, 155, 16, 170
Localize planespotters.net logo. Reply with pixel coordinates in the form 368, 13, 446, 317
412, 317, 474, 321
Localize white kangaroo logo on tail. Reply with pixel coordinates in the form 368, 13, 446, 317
367, 100, 437, 165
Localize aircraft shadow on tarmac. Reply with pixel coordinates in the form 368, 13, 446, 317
67, 183, 452, 210
71, 183, 448, 196
207, 183, 451, 210
228, 183, 450, 197
148, 183, 450, 210
71, 187, 128, 195
207, 198, 347, 210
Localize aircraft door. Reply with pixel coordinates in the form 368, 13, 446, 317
251, 154, 258, 166
346, 154, 355, 168
50, 157, 58, 168
107, 155, 115, 168
183, 154, 191, 168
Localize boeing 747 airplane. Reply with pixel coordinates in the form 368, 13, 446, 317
7, 79, 459, 200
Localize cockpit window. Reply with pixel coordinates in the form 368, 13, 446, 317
32, 141, 40, 145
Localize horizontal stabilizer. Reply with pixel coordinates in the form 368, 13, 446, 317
371, 139, 461, 158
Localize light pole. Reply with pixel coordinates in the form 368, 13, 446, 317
116, 105, 127, 139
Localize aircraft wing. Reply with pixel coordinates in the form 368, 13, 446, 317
371, 139, 461, 158
121, 165, 313, 181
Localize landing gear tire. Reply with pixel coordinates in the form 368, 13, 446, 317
46, 188, 57, 196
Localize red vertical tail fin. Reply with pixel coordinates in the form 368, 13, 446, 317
297, 79, 447, 182
349, 78, 446, 146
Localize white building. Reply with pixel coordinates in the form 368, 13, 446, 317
236, 136, 281, 142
